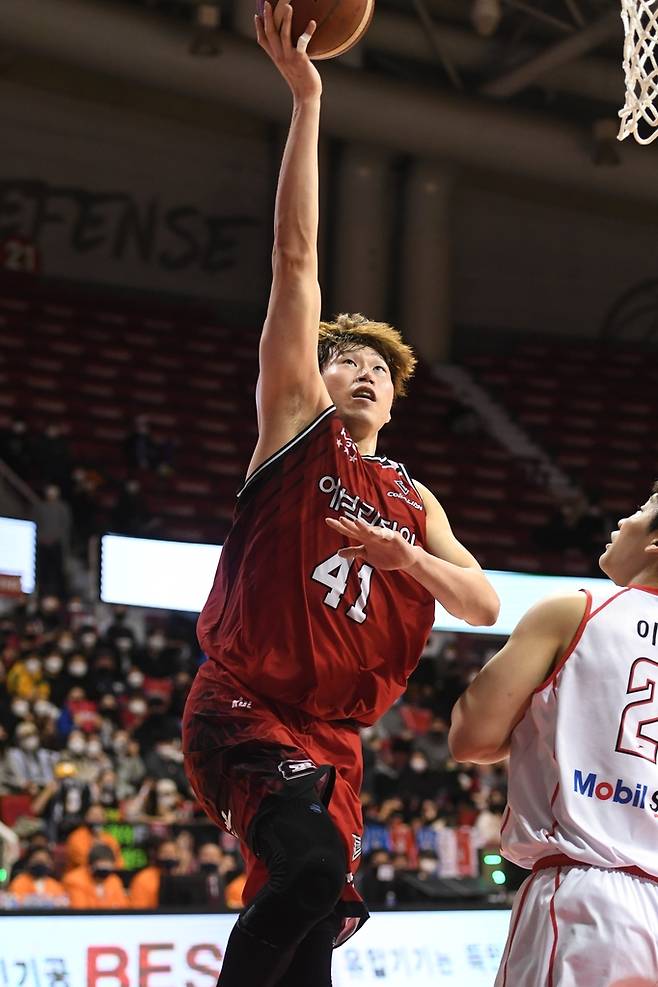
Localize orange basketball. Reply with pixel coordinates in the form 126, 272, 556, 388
262, 0, 375, 60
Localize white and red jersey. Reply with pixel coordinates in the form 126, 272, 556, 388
502, 584, 658, 877
196, 406, 436, 725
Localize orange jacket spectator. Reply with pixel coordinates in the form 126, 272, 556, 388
65, 820, 123, 870
9, 872, 68, 904
225, 873, 246, 909
62, 844, 128, 909
63, 866, 128, 909
129, 839, 179, 908
129, 866, 160, 908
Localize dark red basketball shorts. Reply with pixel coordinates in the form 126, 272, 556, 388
182, 660, 367, 933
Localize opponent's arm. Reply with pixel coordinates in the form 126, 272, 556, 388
325, 481, 499, 626
251, 4, 330, 464
448, 592, 588, 763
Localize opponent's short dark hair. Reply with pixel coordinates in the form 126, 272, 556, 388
317, 313, 417, 398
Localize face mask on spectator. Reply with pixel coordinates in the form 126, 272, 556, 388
92, 866, 113, 881
68, 661, 88, 678
116, 637, 133, 653
112, 736, 128, 754
11, 699, 30, 719
376, 864, 394, 882
25, 658, 42, 677
100, 785, 117, 805
44, 655, 63, 675
129, 699, 147, 716
68, 735, 86, 755
199, 862, 219, 875
20, 735, 40, 753
34, 699, 53, 718
410, 756, 428, 773
81, 632, 97, 649
28, 862, 52, 879
419, 858, 437, 875
87, 740, 103, 757
89, 821, 104, 834
148, 634, 165, 652
59, 637, 75, 654
127, 671, 144, 689
41, 597, 60, 614
156, 783, 178, 811
158, 858, 178, 871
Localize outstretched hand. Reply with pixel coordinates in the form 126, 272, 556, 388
325, 516, 419, 571
255, 2, 322, 102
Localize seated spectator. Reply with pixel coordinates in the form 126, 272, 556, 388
129, 838, 180, 908
5, 722, 56, 794
64, 804, 123, 871
113, 733, 145, 798
94, 768, 121, 813
31, 757, 92, 842
62, 842, 128, 909
197, 841, 227, 906
60, 727, 101, 784
8, 847, 68, 907
142, 734, 187, 793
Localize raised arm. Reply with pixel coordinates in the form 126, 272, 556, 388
249, 4, 331, 476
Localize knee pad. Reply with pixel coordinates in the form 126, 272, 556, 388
241, 781, 346, 948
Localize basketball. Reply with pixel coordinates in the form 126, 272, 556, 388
263, 0, 375, 60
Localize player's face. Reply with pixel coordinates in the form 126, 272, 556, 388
321, 346, 395, 438
599, 492, 658, 585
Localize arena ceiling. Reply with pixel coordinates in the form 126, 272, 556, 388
108, 0, 628, 129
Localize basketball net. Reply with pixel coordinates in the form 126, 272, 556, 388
619, 0, 658, 143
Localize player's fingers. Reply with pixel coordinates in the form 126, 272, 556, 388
338, 546, 364, 560
254, 14, 266, 47
297, 19, 317, 54
325, 516, 360, 533
280, 3, 293, 52
263, 2, 283, 58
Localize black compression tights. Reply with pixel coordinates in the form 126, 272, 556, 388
275, 915, 339, 987
216, 914, 339, 987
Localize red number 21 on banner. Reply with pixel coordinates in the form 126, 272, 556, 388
616, 657, 658, 764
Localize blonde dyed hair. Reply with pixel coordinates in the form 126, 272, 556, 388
317, 313, 417, 398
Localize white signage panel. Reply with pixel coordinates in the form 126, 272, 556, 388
100, 532, 613, 633
0, 910, 512, 986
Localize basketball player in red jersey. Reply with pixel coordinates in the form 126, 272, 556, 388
450, 485, 658, 986
183, 5, 499, 985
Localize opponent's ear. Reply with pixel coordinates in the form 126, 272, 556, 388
644, 540, 658, 558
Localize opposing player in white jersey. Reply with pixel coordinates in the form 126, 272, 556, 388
449, 484, 658, 987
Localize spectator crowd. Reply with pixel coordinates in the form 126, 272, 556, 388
0, 588, 510, 911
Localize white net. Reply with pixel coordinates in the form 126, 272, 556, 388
619, 0, 658, 143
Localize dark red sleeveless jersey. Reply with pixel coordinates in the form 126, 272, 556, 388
196, 406, 436, 725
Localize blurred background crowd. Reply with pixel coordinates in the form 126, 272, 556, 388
0, 584, 511, 911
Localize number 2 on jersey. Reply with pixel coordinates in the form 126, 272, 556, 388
616, 657, 658, 764
311, 553, 373, 624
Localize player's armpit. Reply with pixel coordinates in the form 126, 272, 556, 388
448, 592, 588, 763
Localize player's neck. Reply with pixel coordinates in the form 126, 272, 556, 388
627, 564, 658, 590
341, 416, 380, 456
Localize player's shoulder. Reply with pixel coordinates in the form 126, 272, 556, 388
514, 591, 589, 642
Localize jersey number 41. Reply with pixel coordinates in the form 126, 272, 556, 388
311, 553, 374, 625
